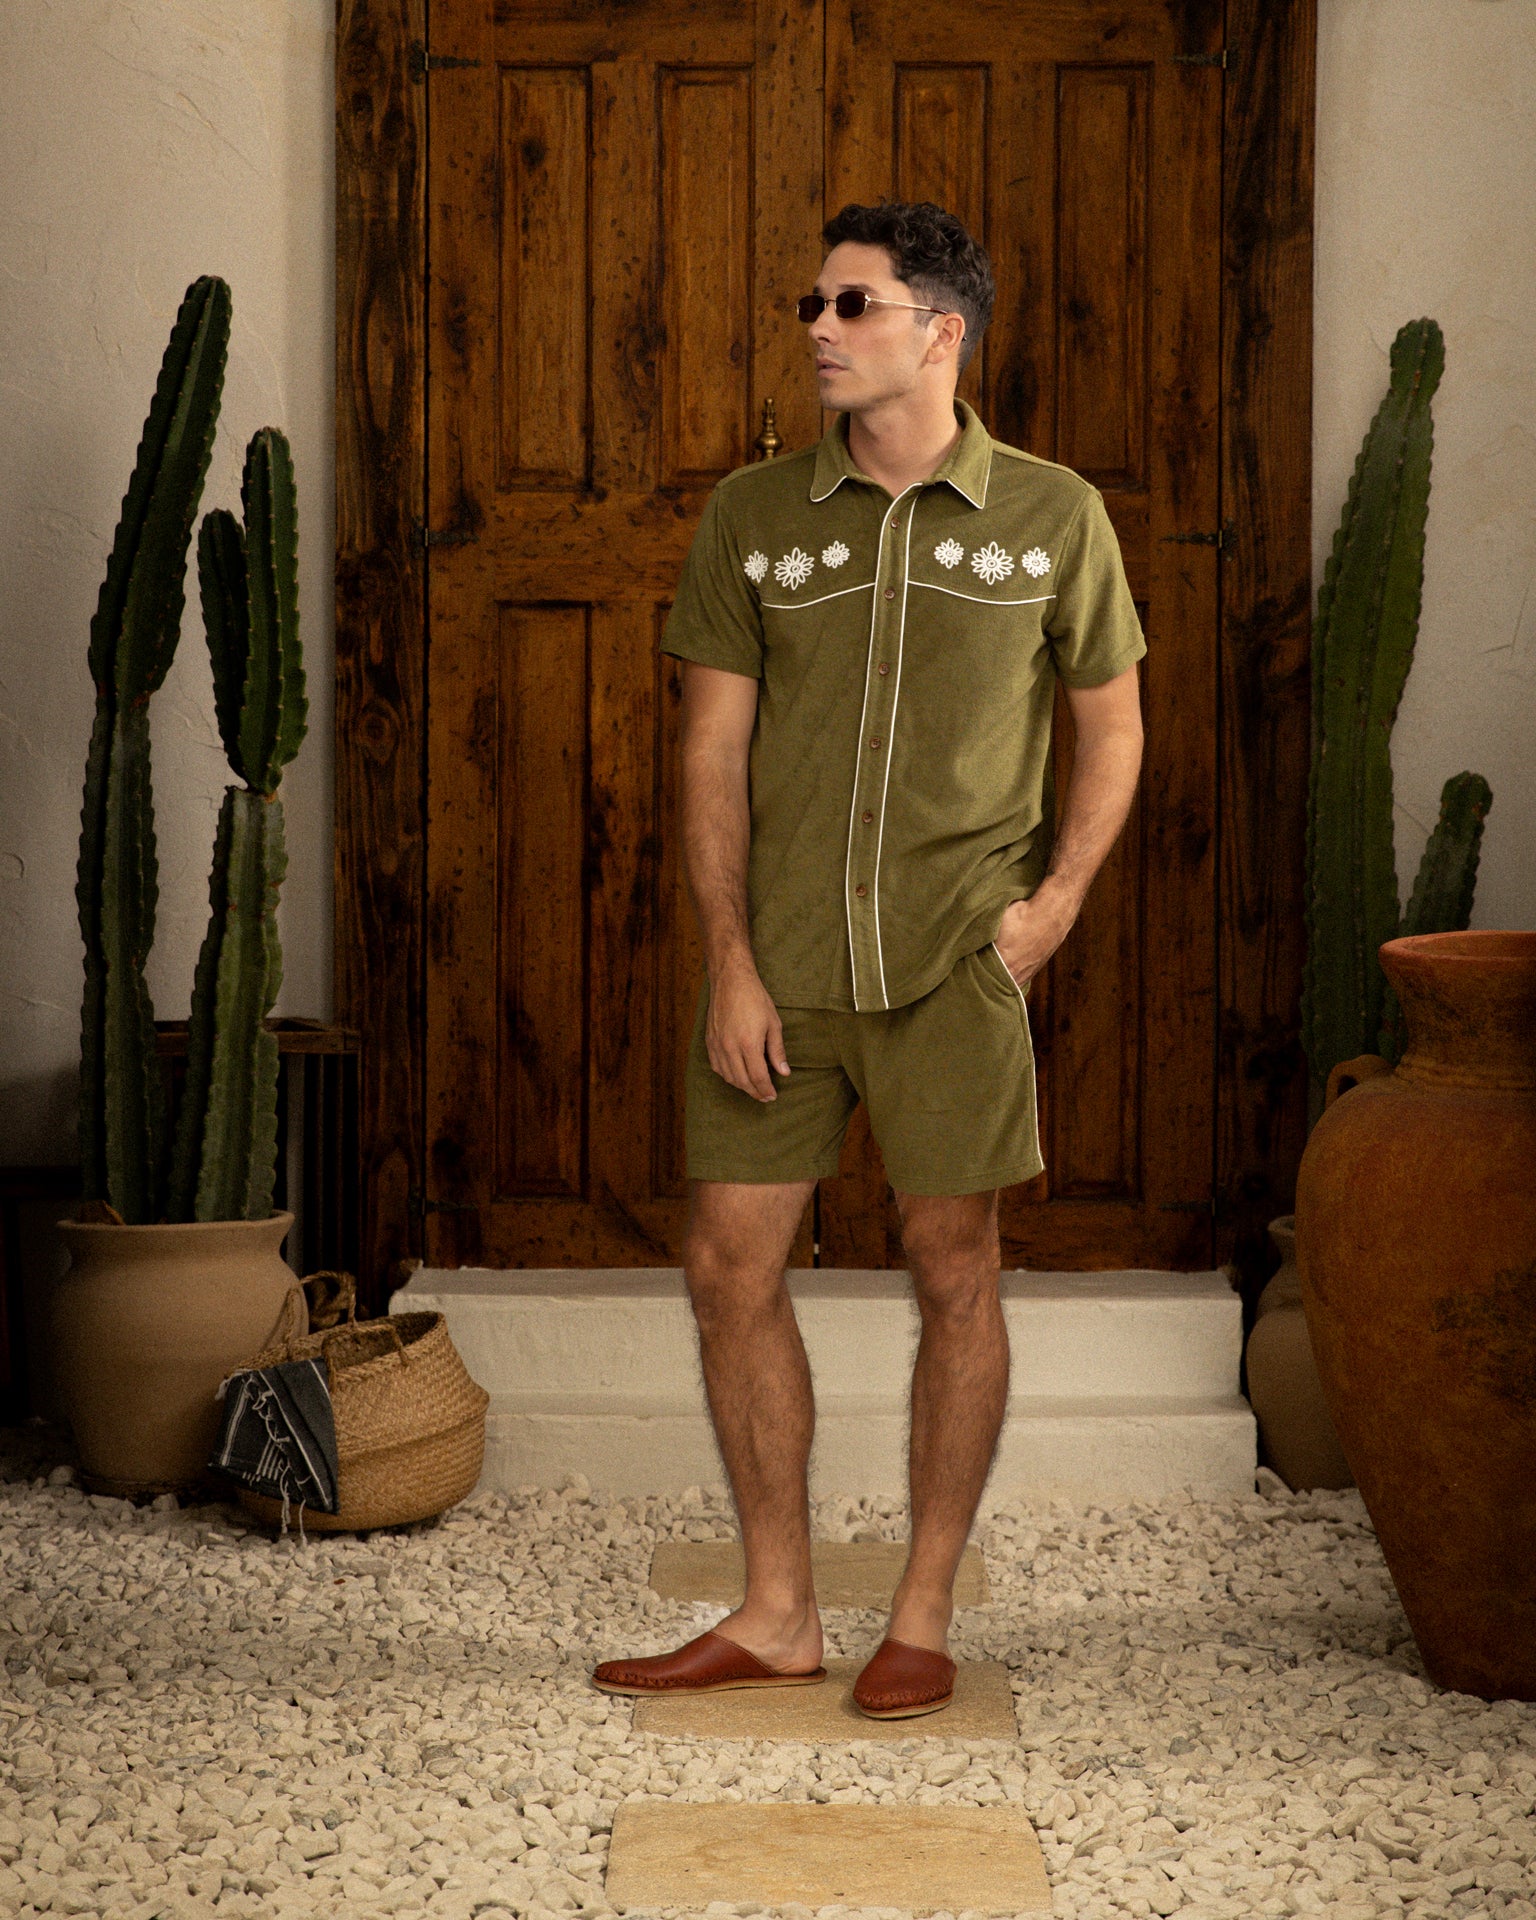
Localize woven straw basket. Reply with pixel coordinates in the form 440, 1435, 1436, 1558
234, 1272, 489, 1533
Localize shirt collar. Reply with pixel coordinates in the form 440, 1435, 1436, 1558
808, 397, 994, 508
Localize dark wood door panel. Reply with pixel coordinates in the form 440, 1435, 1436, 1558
422, 0, 1232, 1273
425, 0, 820, 1266
338, 2, 1313, 1294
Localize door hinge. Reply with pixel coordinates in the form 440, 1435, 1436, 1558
1161, 521, 1233, 550
415, 517, 479, 550
408, 40, 483, 83
1158, 1198, 1218, 1215
1173, 48, 1228, 69
407, 1189, 478, 1218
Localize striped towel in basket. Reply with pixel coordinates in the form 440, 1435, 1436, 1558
210, 1356, 339, 1537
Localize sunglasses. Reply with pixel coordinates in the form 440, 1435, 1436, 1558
796, 291, 951, 323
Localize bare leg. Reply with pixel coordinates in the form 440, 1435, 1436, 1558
683, 1177, 823, 1673
887, 1188, 1009, 1652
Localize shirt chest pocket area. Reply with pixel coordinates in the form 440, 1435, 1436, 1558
897, 591, 1054, 726
756, 587, 877, 709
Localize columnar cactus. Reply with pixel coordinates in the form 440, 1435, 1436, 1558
1302, 318, 1492, 1118
76, 277, 231, 1222
1376, 768, 1493, 1061
167, 428, 308, 1221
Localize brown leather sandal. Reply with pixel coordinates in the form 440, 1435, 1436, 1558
852, 1635, 957, 1717
591, 1627, 828, 1696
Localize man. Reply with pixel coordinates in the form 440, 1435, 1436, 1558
592, 201, 1145, 1717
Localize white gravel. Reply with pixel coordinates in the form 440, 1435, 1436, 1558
1, 1418, 1532, 1920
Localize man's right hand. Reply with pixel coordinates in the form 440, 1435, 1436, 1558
704, 956, 791, 1102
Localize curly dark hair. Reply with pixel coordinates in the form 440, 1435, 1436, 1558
821, 200, 995, 371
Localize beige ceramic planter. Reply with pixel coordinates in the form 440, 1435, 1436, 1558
51, 1211, 297, 1498
1244, 1214, 1353, 1491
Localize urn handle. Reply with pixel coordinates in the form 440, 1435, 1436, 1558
1325, 1053, 1393, 1108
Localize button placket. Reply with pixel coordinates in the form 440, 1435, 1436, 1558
845, 487, 918, 1009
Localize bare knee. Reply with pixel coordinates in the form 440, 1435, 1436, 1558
898, 1192, 1002, 1319
683, 1233, 785, 1329
682, 1179, 811, 1328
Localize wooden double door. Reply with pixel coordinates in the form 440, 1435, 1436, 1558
423, 0, 1225, 1270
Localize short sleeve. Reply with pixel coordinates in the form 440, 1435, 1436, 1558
1044, 486, 1146, 688
659, 483, 764, 680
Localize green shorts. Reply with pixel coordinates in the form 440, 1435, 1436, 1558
684, 941, 1042, 1196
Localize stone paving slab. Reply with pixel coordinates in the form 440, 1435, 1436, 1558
648, 1538, 992, 1607
632, 1656, 1015, 1739
605, 1802, 1051, 1913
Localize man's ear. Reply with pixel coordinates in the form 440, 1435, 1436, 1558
926, 311, 967, 367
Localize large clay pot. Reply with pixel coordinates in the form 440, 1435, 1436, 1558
1295, 931, 1536, 1700
1245, 1214, 1353, 1490
51, 1212, 297, 1498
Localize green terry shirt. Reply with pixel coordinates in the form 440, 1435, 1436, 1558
659, 398, 1146, 1013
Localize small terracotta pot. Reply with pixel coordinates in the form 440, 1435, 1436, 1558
51, 1212, 297, 1498
1296, 931, 1536, 1700
1245, 1214, 1353, 1491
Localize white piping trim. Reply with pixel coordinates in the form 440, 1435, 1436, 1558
843, 543, 886, 1011
843, 484, 917, 1011
758, 581, 875, 610
911, 582, 1056, 607
871, 499, 916, 1009
990, 940, 1031, 1016
991, 939, 1041, 1153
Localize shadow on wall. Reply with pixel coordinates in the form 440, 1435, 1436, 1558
0, 1064, 81, 1172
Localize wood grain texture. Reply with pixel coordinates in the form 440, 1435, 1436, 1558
422, 0, 821, 1266
495, 604, 589, 1198
753, 0, 826, 457
660, 68, 753, 486
498, 67, 590, 488
1216, 0, 1316, 1289
334, 0, 428, 1301
1056, 65, 1148, 488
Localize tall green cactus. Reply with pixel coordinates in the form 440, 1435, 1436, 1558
1302, 318, 1492, 1119
167, 428, 308, 1222
76, 277, 231, 1221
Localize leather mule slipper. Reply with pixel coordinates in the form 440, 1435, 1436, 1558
852, 1635, 957, 1718
591, 1628, 827, 1696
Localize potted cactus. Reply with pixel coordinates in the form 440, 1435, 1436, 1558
1247, 318, 1493, 1493
50, 275, 311, 1497
1300, 317, 1491, 1123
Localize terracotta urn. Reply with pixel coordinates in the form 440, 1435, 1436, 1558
1245, 1214, 1353, 1490
1295, 931, 1536, 1700
51, 1211, 297, 1499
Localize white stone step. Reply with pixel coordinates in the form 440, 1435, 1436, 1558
390, 1267, 1255, 1505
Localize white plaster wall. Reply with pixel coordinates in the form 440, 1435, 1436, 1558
1, 3, 1532, 1166
0, 2, 335, 1162
1314, 0, 1536, 931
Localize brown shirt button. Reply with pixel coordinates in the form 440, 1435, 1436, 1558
883, 588, 896, 600
854, 883, 867, 897
869, 737, 882, 750
877, 662, 890, 675
861, 809, 874, 824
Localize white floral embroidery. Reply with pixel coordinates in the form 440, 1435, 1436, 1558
743, 550, 769, 584
970, 541, 1014, 585
934, 538, 965, 570
1020, 546, 1052, 579
774, 547, 814, 590
821, 540, 850, 569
